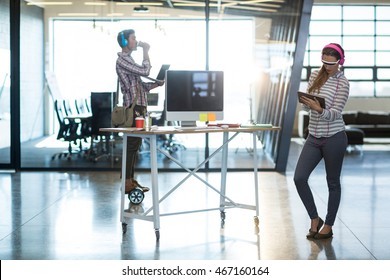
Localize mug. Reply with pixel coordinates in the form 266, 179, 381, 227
135, 117, 144, 128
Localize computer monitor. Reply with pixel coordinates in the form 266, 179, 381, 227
165, 70, 224, 127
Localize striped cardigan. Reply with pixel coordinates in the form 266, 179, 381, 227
303, 69, 350, 138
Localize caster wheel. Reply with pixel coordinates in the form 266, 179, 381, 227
220, 211, 226, 221
128, 188, 144, 204
254, 216, 259, 226
122, 223, 127, 234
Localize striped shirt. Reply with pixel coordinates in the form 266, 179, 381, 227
303, 69, 350, 138
116, 51, 155, 107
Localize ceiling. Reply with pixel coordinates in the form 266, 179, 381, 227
28, 0, 389, 20
25, 0, 303, 19
99, 0, 290, 17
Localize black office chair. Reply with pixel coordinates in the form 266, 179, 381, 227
63, 98, 90, 153
75, 98, 92, 139
52, 99, 84, 160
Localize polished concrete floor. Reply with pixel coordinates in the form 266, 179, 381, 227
1, 140, 390, 260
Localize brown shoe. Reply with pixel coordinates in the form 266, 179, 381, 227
133, 179, 150, 192
125, 179, 149, 193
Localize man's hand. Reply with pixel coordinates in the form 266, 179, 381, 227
138, 41, 150, 52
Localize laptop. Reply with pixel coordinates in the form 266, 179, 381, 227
144, 64, 170, 82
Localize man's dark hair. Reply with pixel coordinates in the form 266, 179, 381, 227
117, 29, 135, 48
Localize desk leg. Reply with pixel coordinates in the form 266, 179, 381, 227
253, 132, 260, 226
150, 135, 160, 240
220, 131, 229, 223
121, 135, 128, 234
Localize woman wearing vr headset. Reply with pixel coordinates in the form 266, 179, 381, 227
294, 43, 350, 240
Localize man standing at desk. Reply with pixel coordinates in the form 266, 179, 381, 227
116, 29, 164, 193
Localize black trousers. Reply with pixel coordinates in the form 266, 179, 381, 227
293, 131, 348, 226
125, 105, 146, 179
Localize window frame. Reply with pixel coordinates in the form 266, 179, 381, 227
302, 4, 390, 98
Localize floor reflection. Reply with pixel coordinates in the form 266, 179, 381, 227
308, 238, 336, 260
1, 141, 390, 260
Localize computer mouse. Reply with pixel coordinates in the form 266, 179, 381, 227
221, 124, 229, 129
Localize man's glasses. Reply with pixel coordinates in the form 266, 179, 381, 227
322, 59, 339, 66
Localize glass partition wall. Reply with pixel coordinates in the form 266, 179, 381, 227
0, 0, 11, 168
16, 0, 312, 172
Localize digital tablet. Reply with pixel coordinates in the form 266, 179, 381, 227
144, 64, 170, 82
298, 91, 326, 108
155, 64, 170, 80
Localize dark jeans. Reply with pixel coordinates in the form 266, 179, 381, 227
293, 131, 348, 226
125, 105, 146, 179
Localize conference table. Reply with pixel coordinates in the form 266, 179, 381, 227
100, 125, 280, 240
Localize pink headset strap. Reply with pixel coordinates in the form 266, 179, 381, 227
323, 44, 345, 65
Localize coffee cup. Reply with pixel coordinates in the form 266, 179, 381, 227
135, 117, 144, 128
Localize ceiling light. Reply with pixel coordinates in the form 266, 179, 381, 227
228, 6, 277, 13
131, 13, 170, 17
27, 1, 73, 5
116, 2, 163, 6
57, 13, 99, 16
84, 2, 106, 6
107, 13, 124, 17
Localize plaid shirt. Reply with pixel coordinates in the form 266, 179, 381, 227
116, 51, 154, 107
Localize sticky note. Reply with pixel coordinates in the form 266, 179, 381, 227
199, 113, 208, 122
208, 113, 216, 121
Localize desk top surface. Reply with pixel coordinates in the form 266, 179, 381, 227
100, 125, 280, 135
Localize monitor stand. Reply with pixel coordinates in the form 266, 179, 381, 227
180, 121, 197, 127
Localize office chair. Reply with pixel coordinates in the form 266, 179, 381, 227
52, 99, 84, 160
62, 98, 90, 154
75, 98, 92, 139
75, 98, 89, 114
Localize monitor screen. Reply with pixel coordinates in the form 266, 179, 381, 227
165, 70, 224, 125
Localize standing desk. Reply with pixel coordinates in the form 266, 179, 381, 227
100, 125, 280, 240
